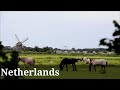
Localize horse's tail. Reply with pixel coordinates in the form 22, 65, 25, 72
89, 63, 92, 71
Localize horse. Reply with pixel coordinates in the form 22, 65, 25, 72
18, 57, 35, 68
82, 58, 108, 73
90, 59, 108, 73
59, 58, 80, 71
80, 57, 91, 64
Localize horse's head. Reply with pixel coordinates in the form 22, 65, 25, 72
18, 57, 21, 62
86, 58, 93, 64
83, 58, 91, 64
76, 58, 82, 62
81, 57, 88, 62
79, 58, 84, 62
18, 57, 25, 62
59, 64, 63, 71
71, 58, 80, 62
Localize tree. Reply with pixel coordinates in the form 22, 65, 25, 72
71, 48, 76, 51
34, 46, 40, 52
99, 20, 120, 54
0, 41, 8, 61
0, 41, 21, 79
41, 46, 53, 53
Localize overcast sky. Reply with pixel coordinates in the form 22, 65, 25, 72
0, 11, 120, 49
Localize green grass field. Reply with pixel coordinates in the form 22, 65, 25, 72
0, 53, 120, 79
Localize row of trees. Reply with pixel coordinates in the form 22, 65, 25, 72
4, 46, 108, 53
4, 46, 54, 53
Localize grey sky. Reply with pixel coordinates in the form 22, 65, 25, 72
0, 11, 120, 49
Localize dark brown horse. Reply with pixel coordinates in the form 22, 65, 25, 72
59, 58, 80, 71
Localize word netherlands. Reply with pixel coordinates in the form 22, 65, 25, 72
1, 68, 59, 76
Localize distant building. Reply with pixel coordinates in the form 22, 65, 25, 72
83, 51, 88, 54
92, 51, 97, 54
107, 51, 115, 54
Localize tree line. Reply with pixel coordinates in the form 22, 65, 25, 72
3, 45, 107, 54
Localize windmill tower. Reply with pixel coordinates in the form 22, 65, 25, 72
14, 34, 29, 51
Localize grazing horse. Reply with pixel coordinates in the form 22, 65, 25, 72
59, 58, 80, 71
81, 57, 91, 64
90, 59, 108, 73
18, 57, 35, 68
82, 58, 108, 72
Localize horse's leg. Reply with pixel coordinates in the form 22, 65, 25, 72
24, 64, 28, 70
26, 64, 29, 69
72, 64, 74, 71
66, 64, 68, 71
33, 64, 35, 68
94, 65, 96, 71
103, 65, 106, 73
100, 65, 102, 72
74, 63, 77, 71
89, 64, 92, 71
25, 63, 28, 69
62, 64, 65, 71
29, 64, 31, 69
100, 65, 103, 72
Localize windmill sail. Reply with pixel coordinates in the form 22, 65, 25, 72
14, 34, 29, 51
22, 38, 29, 43
15, 34, 20, 42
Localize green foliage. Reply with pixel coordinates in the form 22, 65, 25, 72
0, 42, 4, 51
0, 41, 21, 79
34, 46, 40, 52
1, 51, 20, 79
99, 20, 120, 54
41, 46, 53, 53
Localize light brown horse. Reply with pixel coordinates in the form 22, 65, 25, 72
19, 57, 35, 68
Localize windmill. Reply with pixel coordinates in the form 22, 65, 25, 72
14, 34, 29, 51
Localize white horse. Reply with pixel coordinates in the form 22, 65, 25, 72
19, 57, 35, 68
81, 57, 108, 72
81, 57, 91, 64
91, 59, 108, 72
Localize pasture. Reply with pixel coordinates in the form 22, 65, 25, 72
0, 53, 120, 79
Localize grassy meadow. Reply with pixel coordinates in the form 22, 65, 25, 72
0, 53, 120, 79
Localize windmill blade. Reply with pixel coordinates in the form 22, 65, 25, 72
15, 34, 20, 42
22, 38, 29, 43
